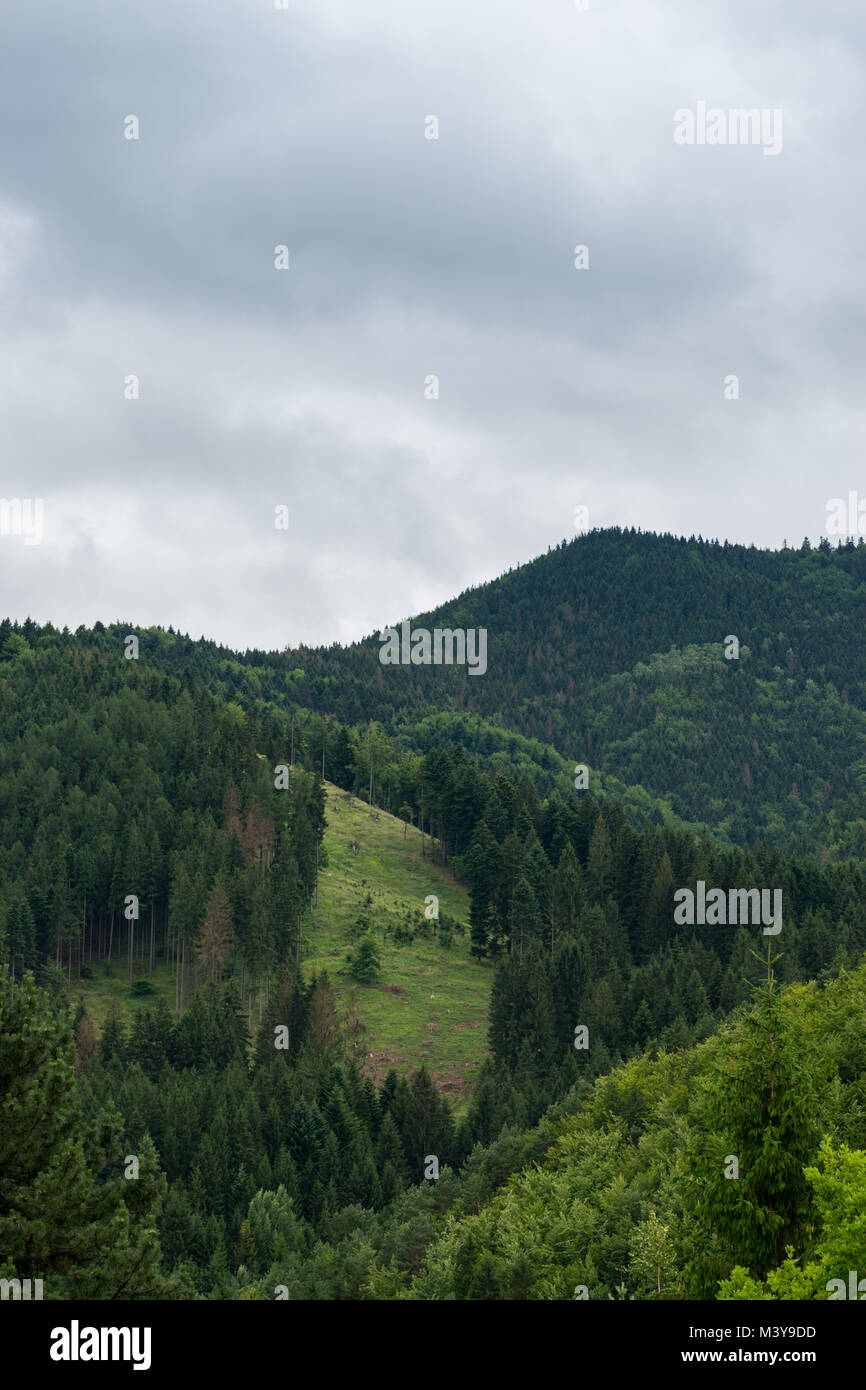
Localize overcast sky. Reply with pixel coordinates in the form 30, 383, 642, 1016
0, 0, 862, 650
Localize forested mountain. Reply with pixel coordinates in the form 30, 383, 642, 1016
8, 528, 866, 857
3, 530, 866, 1305
293, 529, 866, 857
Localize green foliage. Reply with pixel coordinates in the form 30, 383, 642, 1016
4, 530, 866, 1302
347, 934, 382, 984
682, 951, 824, 1288
402, 961, 866, 1300
0, 972, 177, 1298
722, 1139, 866, 1299
99, 528, 866, 860
628, 1209, 678, 1298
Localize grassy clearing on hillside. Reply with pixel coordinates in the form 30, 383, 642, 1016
69, 958, 176, 1026
302, 785, 490, 1106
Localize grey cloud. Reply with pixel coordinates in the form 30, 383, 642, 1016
0, 0, 863, 648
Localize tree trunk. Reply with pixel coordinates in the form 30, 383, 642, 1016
175, 934, 180, 1018
79, 895, 85, 980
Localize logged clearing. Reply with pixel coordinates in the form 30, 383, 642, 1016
302, 784, 490, 1107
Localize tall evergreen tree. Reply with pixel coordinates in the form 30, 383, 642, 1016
682, 949, 823, 1291
0, 972, 176, 1298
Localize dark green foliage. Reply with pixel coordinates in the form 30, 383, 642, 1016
50, 530, 866, 859
347, 934, 382, 983
0, 972, 177, 1298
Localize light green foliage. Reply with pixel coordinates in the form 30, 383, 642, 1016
405, 962, 866, 1300
628, 1209, 678, 1297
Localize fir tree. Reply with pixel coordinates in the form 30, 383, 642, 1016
682, 948, 823, 1289
0, 972, 175, 1298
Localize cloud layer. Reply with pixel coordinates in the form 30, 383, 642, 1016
0, 0, 863, 649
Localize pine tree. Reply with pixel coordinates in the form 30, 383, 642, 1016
508, 876, 541, 959
642, 851, 674, 960
100, 999, 127, 1065
683, 948, 822, 1289
73, 1009, 99, 1072
467, 1252, 502, 1299
401, 1066, 454, 1175
196, 879, 235, 984
331, 725, 357, 791
347, 933, 381, 983
549, 842, 583, 954
376, 1110, 409, 1191
587, 815, 614, 900
6, 896, 36, 978
0, 972, 175, 1298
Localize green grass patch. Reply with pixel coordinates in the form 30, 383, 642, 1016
303, 785, 490, 1108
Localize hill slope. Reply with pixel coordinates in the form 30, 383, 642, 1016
12, 528, 866, 855
402, 957, 866, 1299
287, 530, 866, 855
301, 783, 488, 1101
65, 776, 490, 1103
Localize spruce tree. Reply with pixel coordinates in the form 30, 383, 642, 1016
682, 948, 822, 1290
0, 971, 175, 1298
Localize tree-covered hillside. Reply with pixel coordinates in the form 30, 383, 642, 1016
11, 528, 866, 857
10, 529, 865, 856
4, 532, 866, 1307
293, 529, 866, 856
397, 954, 866, 1301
